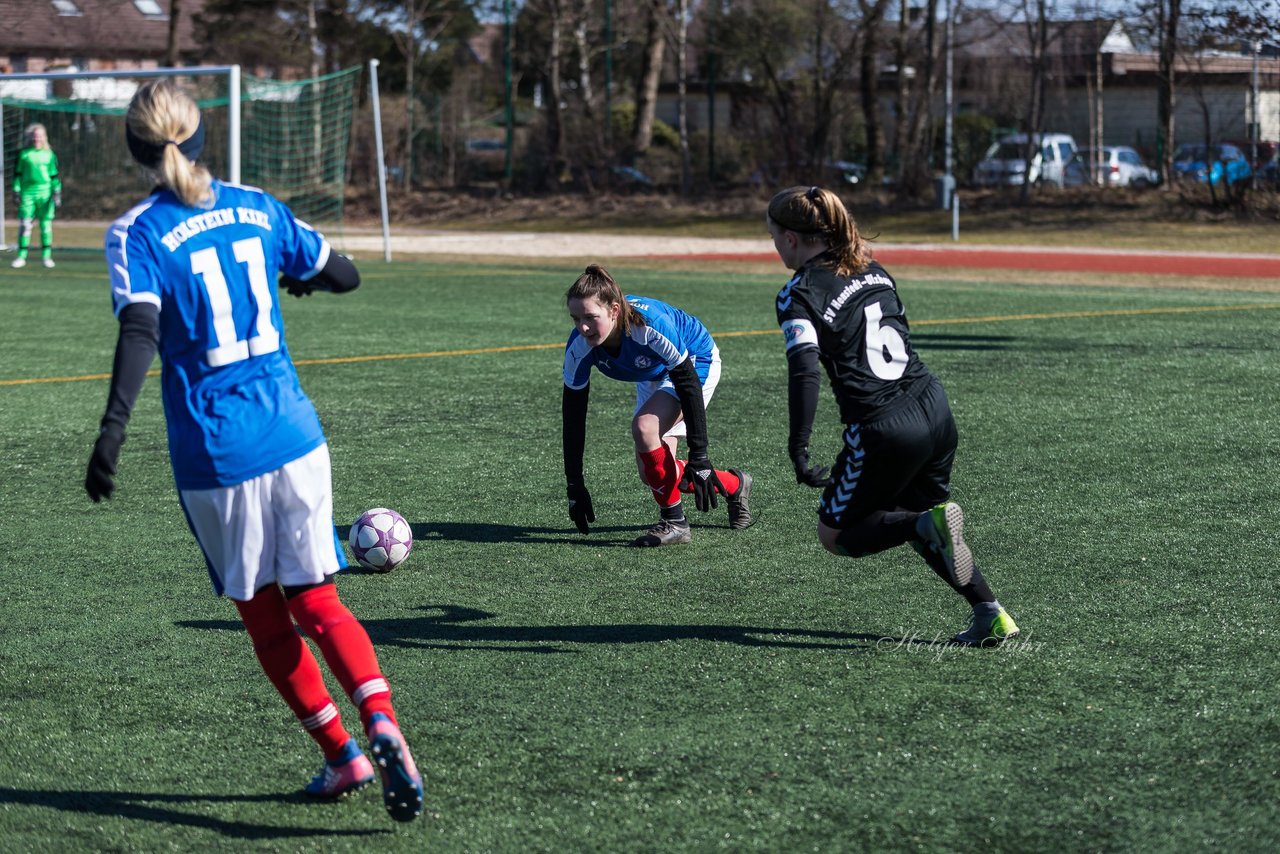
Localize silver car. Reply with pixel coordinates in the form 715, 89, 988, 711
1064, 146, 1160, 188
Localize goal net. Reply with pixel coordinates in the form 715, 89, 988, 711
2, 65, 360, 253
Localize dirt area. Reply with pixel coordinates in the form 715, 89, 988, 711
331, 187, 1280, 290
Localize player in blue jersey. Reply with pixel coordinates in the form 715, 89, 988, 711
562, 264, 754, 546
766, 186, 1019, 646
82, 80, 423, 821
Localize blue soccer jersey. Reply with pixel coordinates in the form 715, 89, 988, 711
105, 180, 331, 490
562, 295, 716, 389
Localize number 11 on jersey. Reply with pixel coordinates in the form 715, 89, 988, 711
190, 236, 280, 367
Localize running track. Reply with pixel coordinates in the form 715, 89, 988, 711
665, 245, 1280, 279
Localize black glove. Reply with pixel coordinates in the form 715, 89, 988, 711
280, 275, 313, 298
567, 481, 595, 534
679, 454, 728, 512
792, 446, 831, 488
86, 425, 125, 502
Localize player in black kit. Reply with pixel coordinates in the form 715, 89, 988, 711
766, 186, 1020, 646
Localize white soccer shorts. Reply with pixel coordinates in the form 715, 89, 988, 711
180, 443, 344, 601
635, 346, 722, 440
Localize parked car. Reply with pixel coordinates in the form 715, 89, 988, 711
973, 133, 1078, 188
1063, 146, 1159, 189
749, 159, 868, 189
1258, 154, 1280, 189
1171, 143, 1252, 186
1225, 139, 1279, 171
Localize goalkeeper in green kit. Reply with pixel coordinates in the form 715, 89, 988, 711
11, 123, 61, 269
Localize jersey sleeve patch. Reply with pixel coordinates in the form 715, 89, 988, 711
636, 325, 686, 369
562, 333, 594, 389
780, 318, 818, 352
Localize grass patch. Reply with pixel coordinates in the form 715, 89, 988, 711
1, 257, 1278, 851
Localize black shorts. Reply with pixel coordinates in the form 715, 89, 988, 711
818, 376, 958, 528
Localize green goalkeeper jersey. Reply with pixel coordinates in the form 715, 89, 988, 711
13, 147, 61, 196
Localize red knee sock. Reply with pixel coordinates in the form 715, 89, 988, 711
288, 584, 396, 730
670, 457, 741, 495
235, 586, 351, 760
638, 445, 682, 507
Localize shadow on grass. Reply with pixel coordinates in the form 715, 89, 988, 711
910, 332, 1016, 351
0, 787, 392, 839
338, 522, 699, 548
180, 605, 928, 653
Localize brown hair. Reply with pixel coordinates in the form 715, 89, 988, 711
766, 185, 871, 276
126, 80, 213, 207
566, 264, 645, 336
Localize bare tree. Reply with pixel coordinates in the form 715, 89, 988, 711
368, 0, 461, 186
1017, 0, 1049, 204
1156, 0, 1181, 187
890, 0, 941, 196
673, 0, 692, 192
166, 0, 183, 66
857, 0, 893, 184
631, 0, 667, 160
714, 0, 863, 183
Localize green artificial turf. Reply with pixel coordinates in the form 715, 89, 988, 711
1, 257, 1277, 852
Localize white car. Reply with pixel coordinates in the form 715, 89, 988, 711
1064, 146, 1159, 189
973, 133, 1078, 188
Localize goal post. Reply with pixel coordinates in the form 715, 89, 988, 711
1, 64, 390, 258
1, 65, 240, 252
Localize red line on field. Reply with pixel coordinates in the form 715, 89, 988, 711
659, 247, 1280, 279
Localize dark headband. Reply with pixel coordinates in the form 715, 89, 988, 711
125, 114, 205, 169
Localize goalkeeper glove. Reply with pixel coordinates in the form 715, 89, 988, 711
791, 446, 832, 488
85, 425, 125, 502
567, 481, 595, 534
678, 454, 727, 512
53, 191, 61, 208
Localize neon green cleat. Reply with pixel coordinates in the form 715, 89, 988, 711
915, 501, 974, 587
953, 607, 1020, 647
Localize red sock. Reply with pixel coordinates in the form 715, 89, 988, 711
288, 584, 396, 730
637, 445, 682, 507
672, 457, 741, 495
235, 586, 351, 760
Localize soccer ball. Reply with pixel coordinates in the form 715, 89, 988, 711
349, 507, 413, 572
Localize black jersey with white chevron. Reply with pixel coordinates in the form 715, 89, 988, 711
775, 258, 933, 423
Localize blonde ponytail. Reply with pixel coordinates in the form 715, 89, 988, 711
125, 80, 213, 207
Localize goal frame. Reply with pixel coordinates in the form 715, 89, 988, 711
1, 63, 393, 260
0, 65, 242, 250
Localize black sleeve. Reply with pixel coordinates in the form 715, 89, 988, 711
668, 357, 710, 459
100, 303, 160, 434
786, 346, 822, 459
562, 384, 590, 483
282, 251, 360, 295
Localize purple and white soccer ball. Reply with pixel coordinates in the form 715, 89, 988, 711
349, 507, 413, 572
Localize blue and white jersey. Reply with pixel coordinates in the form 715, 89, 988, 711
562, 295, 715, 389
105, 179, 331, 490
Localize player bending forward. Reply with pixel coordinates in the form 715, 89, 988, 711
766, 186, 1020, 646
84, 79, 423, 820
562, 264, 754, 546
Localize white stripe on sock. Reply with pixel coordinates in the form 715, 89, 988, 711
353, 677, 390, 705
302, 702, 338, 731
